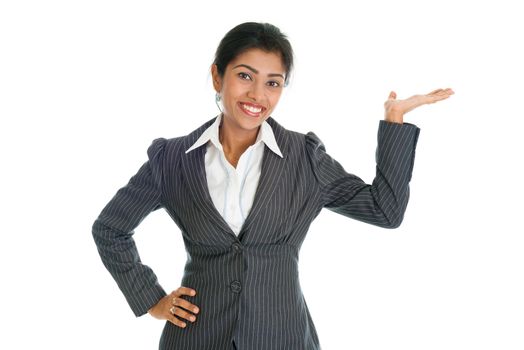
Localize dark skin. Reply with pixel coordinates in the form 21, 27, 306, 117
147, 48, 454, 329
211, 49, 287, 169
148, 287, 199, 328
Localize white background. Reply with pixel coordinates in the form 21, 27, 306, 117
1, 1, 523, 349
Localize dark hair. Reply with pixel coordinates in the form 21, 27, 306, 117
213, 22, 294, 86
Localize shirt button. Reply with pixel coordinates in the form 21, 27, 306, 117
230, 280, 242, 293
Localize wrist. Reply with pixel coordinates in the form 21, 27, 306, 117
384, 112, 404, 124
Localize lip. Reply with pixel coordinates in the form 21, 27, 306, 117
238, 102, 266, 118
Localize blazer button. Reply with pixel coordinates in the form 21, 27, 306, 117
232, 243, 242, 253
230, 280, 242, 293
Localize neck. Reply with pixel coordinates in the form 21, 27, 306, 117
219, 118, 260, 156
218, 115, 261, 169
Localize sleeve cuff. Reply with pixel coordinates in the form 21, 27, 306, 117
376, 120, 421, 183
127, 282, 168, 317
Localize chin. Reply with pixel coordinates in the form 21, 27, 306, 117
233, 112, 266, 129
237, 118, 264, 131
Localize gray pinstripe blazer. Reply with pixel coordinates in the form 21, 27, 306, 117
92, 116, 420, 349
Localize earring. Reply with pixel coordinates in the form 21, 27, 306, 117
215, 92, 223, 113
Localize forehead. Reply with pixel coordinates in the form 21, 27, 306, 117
228, 48, 285, 74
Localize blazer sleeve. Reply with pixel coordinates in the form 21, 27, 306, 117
305, 120, 421, 228
92, 137, 168, 317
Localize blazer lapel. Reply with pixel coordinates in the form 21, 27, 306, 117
238, 117, 289, 240
180, 118, 237, 239
180, 116, 289, 242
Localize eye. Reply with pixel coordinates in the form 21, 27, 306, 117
267, 81, 281, 88
238, 72, 252, 80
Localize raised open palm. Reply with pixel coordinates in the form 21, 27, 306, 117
384, 88, 454, 123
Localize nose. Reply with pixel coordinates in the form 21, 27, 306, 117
247, 81, 265, 102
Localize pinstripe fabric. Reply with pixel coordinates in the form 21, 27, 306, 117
92, 116, 420, 349
185, 113, 283, 236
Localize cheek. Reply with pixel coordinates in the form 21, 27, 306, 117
269, 92, 283, 106
222, 85, 244, 102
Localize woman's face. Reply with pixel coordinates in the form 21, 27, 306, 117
211, 48, 286, 134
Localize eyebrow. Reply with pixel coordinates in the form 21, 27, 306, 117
233, 64, 285, 80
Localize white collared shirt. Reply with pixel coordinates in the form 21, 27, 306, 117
185, 114, 283, 236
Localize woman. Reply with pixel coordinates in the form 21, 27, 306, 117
92, 22, 454, 349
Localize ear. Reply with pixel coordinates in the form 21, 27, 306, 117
210, 64, 222, 93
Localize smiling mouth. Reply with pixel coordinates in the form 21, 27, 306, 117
239, 102, 266, 117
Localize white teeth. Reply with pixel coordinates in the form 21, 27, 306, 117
241, 103, 262, 113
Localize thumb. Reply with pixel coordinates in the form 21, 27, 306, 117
388, 91, 397, 100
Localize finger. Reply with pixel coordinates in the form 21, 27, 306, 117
168, 313, 188, 328
428, 88, 443, 95
388, 91, 396, 100
434, 88, 452, 94
428, 88, 454, 97
439, 88, 454, 96
425, 93, 452, 104
434, 89, 455, 98
424, 91, 452, 104
175, 299, 200, 314
172, 296, 200, 314
176, 286, 197, 297
171, 305, 197, 323
436, 94, 452, 101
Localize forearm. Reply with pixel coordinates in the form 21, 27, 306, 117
92, 138, 168, 316
92, 219, 167, 316
323, 120, 420, 228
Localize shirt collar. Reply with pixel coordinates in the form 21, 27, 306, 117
185, 114, 283, 158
